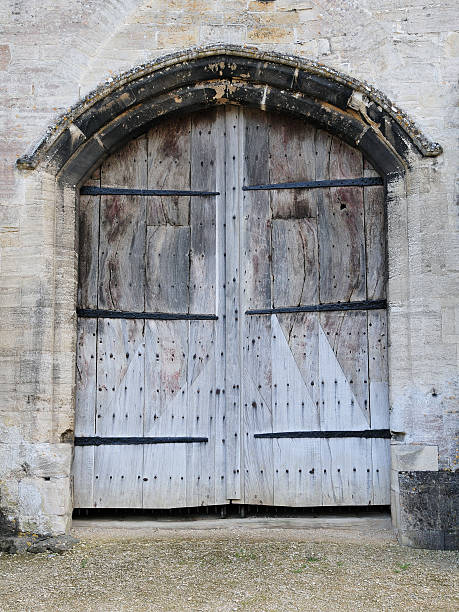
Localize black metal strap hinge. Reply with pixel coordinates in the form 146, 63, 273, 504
80, 186, 219, 197
246, 299, 386, 316
243, 177, 383, 191
254, 430, 391, 439
75, 436, 209, 446
77, 308, 218, 321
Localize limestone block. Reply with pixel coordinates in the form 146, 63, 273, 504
391, 444, 439, 472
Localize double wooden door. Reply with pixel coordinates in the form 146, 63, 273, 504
73, 106, 390, 509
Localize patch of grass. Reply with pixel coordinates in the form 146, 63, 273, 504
234, 549, 257, 561
81, 559, 88, 568
292, 556, 322, 573
394, 562, 411, 573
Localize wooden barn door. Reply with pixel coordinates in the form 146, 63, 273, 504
73, 106, 390, 509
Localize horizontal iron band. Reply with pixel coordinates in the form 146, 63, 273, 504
77, 308, 218, 321
80, 186, 220, 197
246, 299, 386, 316
75, 436, 208, 446
254, 430, 391, 439
243, 177, 383, 191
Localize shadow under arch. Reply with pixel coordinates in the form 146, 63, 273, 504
17, 44, 441, 187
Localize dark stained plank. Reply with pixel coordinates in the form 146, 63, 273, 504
364, 160, 386, 301
272, 218, 318, 307
268, 113, 317, 219
368, 309, 390, 429
318, 137, 366, 303
146, 115, 191, 226
242, 108, 271, 311
99, 136, 147, 311
78, 169, 100, 309
145, 225, 190, 313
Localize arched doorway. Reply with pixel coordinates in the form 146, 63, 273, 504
73, 105, 389, 509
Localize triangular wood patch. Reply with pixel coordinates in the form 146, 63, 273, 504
271, 314, 320, 431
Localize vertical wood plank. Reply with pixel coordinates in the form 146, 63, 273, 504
319, 312, 370, 429
143, 443, 187, 509
190, 110, 218, 314
372, 438, 391, 505
94, 445, 143, 508
145, 225, 190, 313
272, 218, 318, 307
147, 115, 191, 226
274, 439, 322, 507
321, 438, 372, 506
364, 179, 386, 301
243, 315, 273, 506
225, 106, 243, 499
242, 108, 271, 310
213, 108, 227, 505
368, 310, 390, 429
268, 114, 317, 219
186, 320, 216, 507
73, 317, 97, 508
144, 320, 188, 437
318, 137, 366, 303
78, 169, 100, 309
96, 318, 144, 437
99, 136, 147, 311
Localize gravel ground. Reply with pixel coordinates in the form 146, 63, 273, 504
0, 522, 457, 612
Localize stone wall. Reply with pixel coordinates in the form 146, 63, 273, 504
0, 1, 457, 548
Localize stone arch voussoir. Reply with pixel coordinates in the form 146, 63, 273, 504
17, 45, 441, 187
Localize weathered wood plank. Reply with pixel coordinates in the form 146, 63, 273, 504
319, 311, 370, 429
243, 315, 273, 505
242, 108, 271, 310
186, 320, 216, 507
144, 320, 188, 437
371, 438, 391, 505
319, 137, 366, 303
225, 106, 243, 499
96, 318, 144, 437
272, 314, 320, 433
321, 438, 372, 506
145, 225, 190, 313
274, 439, 322, 506
268, 114, 317, 219
368, 310, 390, 429
78, 169, 100, 309
189, 110, 218, 314
146, 115, 191, 226
213, 108, 227, 505
99, 135, 147, 310
276, 313, 320, 409
75, 317, 97, 436
364, 183, 386, 300
272, 218, 318, 307
73, 446, 95, 508
142, 443, 187, 509
94, 445, 143, 508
